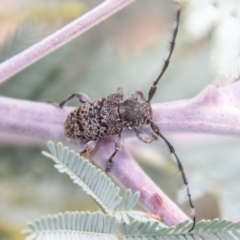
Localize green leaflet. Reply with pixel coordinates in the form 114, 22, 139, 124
23, 212, 119, 240
120, 219, 240, 239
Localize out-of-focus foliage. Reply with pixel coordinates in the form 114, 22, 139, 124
0, 0, 240, 239
180, 0, 240, 80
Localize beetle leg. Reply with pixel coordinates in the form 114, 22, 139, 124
80, 140, 98, 156
130, 90, 146, 101
105, 133, 122, 172
56, 92, 91, 108
134, 128, 154, 143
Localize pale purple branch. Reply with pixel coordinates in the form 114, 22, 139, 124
1, 82, 240, 226
0, 0, 134, 83
0, 97, 189, 226
92, 138, 189, 225
152, 83, 240, 136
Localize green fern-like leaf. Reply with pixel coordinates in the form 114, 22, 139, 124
42, 141, 122, 214
22, 204, 240, 239
44, 141, 142, 224
23, 211, 119, 240
118, 190, 140, 212
120, 219, 240, 239
115, 189, 141, 224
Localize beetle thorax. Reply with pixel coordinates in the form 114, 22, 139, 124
119, 98, 152, 129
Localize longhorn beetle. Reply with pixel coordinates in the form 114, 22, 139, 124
56, 7, 196, 231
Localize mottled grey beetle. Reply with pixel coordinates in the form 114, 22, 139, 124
57, 8, 196, 231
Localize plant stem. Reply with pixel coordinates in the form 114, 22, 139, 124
0, 0, 134, 83
0, 97, 188, 226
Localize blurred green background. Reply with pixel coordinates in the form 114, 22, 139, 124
0, 0, 240, 239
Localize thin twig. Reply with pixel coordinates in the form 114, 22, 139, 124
0, 0, 134, 83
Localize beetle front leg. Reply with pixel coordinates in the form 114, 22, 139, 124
134, 128, 155, 143
105, 133, 122, 172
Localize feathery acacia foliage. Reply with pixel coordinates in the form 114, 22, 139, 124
42, 141, 140, 216
24, 212, 240, 239
23, 142, 240, 240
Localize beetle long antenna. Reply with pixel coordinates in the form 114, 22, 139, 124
147, 6, 180, 103
150, 121, 196, 231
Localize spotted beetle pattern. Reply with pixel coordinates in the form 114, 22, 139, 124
65, 93, 122, 140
